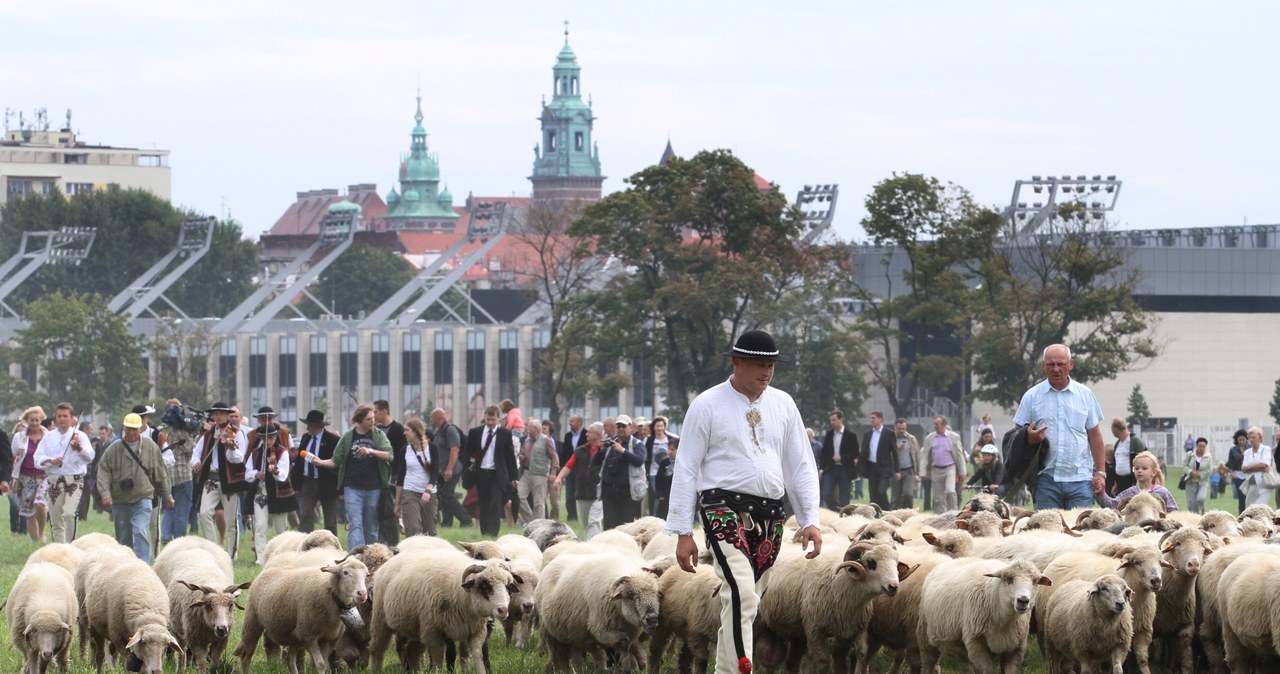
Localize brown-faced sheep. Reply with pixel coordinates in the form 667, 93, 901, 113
1040, 575, 1133, 674
537, 552, 663, 673
234, 553, 369, 674
917, 558, 1050, 674
84, 556, 181, 674
370, 551, 517, 674
6, 562, 77, 674
153, 535, 233, 589
522, 518, 577, 551
919, 530, 975, 558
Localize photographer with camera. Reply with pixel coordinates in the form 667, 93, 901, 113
158, 398, 199, 544
98, 413, 172, 562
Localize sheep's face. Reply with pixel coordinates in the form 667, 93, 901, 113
922, 531, 973, 559
1199, 512, 1241, 539
610, 573, 662, 635
838, 542, 917, 597
461, 541, 508, 562
351, 543, 396, 592
507, 563, 539, 615
1119, 492, 1165, 525
1237, 504, 1274, 525
461, 563, 514, 621
1239, 518, 1272, 538
1160, 529, 1211, 577
178, 580, 250, 640
956, 512, 1010, 538
124, 625, 181, 674
1074, 508, 1121, 531
984, 560, 1050, 615
322, 558, 369, 606
1090, 575, 1132, 614
964, 493, 1011, 519
1116, 548, 1164, 593
23, 614, 71, 663
852, 521, 906, 547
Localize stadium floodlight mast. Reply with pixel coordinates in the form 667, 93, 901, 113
795, 184, 840, 244
1005, 175, 1122, 240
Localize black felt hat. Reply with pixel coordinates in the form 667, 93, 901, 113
720, 329, 789, 362
302, 410, 328, 426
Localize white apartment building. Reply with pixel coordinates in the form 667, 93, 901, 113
0, 125, 170, 202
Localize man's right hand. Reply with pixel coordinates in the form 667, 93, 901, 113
1027, 420, 1048, 445
675, 534, 698, 573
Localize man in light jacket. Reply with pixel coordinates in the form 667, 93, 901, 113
922, 415, 966, 513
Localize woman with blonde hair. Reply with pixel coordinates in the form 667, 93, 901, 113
11, 406, 49, 542
1240, 425, 1275, 508
1094, 450, 1178, 512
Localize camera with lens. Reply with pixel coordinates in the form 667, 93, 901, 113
161, 403, 207, 434
119, 478, 135, 491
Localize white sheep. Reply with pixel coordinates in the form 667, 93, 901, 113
22, 543, 85, 574
70, 532, 120, 552
847, 519, 907, 546
73, 542, 134, 662
1194, 540, 1279, 673
1039, 546, 1166, 674
979, 529, 1092, 572
6, 562, 77, 674
918, 530, 975, 558
862, 546, 949, 674
1216, 551, 1280, 672
1011, 509, 1082, 537
1117, 490, 1168, 526
496, 533, 544, 568
649, 562, 719, 674
235, 553, 369, 674
396, 534, 457, 554
642, 532, 708, 562
954, 510, 1012, 538
165, 547, 248, 674
154, 535, 233, 588
260, 530, 306, 563
1152, 527, 1212, 673
1197, 510, 1241, 539
500, 558, 541, 649
917, 557, 1050, 674
83, 556, 181, 674
369, 551, 516, 674
459, 540, 509, 562
614, 515, 667, 548
1238, 517, 1272, 538
1072, 508, 1122, 532
1040, 575, 1134, 674
542, 532, 643, 568
537, 551, 662, 672
756, 541, 917, 673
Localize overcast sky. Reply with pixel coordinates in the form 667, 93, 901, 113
5, 2, 1277, 242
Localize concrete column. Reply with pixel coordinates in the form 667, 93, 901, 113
452, 326, 467, 426
485, 326, 499, 409
265, 335, 280, 411
326, 332, 342, 429
388, 329, 404, 418
357, 331, 372, 403
518, 326, 534, 418
296, 332, 312, 411
235, 334, 250, 411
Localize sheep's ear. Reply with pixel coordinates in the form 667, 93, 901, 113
983, 572, 1002, 579
710, 583, 722, 599
1222, 537, 1232, 546
234, 601, 246, 611
1000, 519, 1014, 536
1160, 560, 1175, 570
1124, 587, 1133, 601
226, 581, 252, 596
955, 520, 971, 531
177, 580, 203, 593
126, 630, 144, 649
167, 637, 182, 653
836, 561, 866, 578
320, 565, 338, 574
641, 566, 663, 578
898, 562, 920, 581
389, 546, 400, 556
349, 545, 367, 555
921, 532, 939, 546
892, 532, 907, 545
1036, 576, 1052, 587
510, 572, 525, 585
1203, 547, 1213, 557
610, 577, 630, 600
506, 583, 519, 593
23, 624, 33, 637
460, 542, 476, 552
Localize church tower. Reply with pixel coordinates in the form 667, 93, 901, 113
384, 93, 459, 231
529, 25, 605, 209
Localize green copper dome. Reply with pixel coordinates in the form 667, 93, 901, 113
385, 93, 458, 224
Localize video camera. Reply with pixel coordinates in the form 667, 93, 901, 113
160, 403, 207, 434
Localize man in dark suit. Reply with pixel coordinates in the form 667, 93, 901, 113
819, 409, 860, 510
561, 414, 585, 520
293, 409, 340, 535
466, 404, 518, 536
861, 411, 898, 509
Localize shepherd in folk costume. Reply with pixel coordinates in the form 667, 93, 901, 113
190, 401, 249, 558
246, 406, 295, 565
666, 330, 822, 674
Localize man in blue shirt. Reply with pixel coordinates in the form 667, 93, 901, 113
1012, 344, 1106, 509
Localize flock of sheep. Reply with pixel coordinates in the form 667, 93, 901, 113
4, 491, 1280, 674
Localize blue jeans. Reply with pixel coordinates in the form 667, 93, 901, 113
161, 481, 193, 543
113, 500, 154, 562
344, 487, 381, 549
821, 464, 853, 510
1034, 473, 1093, 510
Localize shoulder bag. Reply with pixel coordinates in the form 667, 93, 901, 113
461, 429, 494, 490
1257, 456, 1280, 489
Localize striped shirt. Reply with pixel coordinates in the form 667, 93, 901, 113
1013, 377, 1104, 482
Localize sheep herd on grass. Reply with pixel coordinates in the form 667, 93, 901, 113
4, 493, 1280, 673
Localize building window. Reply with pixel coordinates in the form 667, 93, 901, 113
6, 179, 32, 199
309, 335, 327, 413
278, 336, 297, 424
465, 331, 486, 427
248, 337, 267, 411
530, 328, 550, 421
597, 360, 618, 419
433, 331, 453, 418
66, 182, 94, 196
575, 132, 584, 151
402, 332, 422, 422
547, 131, 556, 152
498, 329, 519, 406
370, 333, 390, 404
218, 339, 236, 405
339, 334, 359, 423
63, 153, 88, 164
632, 357, 655, 420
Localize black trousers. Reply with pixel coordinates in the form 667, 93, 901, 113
477, 469, 507, 536
564, 473, 578, 520
296, 479, 338, 535
869, 474, 891, 510
601, 482, 639, 531
439, 471, 473, 526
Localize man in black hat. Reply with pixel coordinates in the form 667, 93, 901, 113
293, 410, 340, 534
190, 402, 249, 558
246, 419, 295, 565
665, 329, 822, 674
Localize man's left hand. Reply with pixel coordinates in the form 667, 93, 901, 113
164, 498, 175, 509
799, 525, 823, 559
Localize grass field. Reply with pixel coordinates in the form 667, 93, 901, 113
0, 465, 1245, 672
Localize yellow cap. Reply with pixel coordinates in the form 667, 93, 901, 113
123, 413, 144, 429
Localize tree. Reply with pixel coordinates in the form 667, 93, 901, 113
1127, 384, 1152, 429
13, 292, 148, 420
308, 244, 415, 319
967, 212, 1159, 409
148, 317, 219, 409
569, 149, 810, 414
1269, 377, 1280, 426
0, 190, 257, 318
769, 284, 871, 429
851, 173, 1002, 421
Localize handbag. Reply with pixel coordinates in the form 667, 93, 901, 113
1177, 473, 1189, 490
461, 428, 495, 490
1257, 461, 1280, 489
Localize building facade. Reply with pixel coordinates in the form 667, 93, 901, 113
0, 122, 170, 202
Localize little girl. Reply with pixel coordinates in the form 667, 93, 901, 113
1094, 450, 1179, 512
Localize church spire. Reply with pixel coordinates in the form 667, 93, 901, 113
530, 25, 604, 208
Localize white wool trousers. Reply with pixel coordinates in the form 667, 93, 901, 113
707, 533, 771, 674
199, 480, 241, 559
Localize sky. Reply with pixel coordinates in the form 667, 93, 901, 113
4, 2, 1278, 243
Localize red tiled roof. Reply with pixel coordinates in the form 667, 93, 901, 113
268, 189, 387, 236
